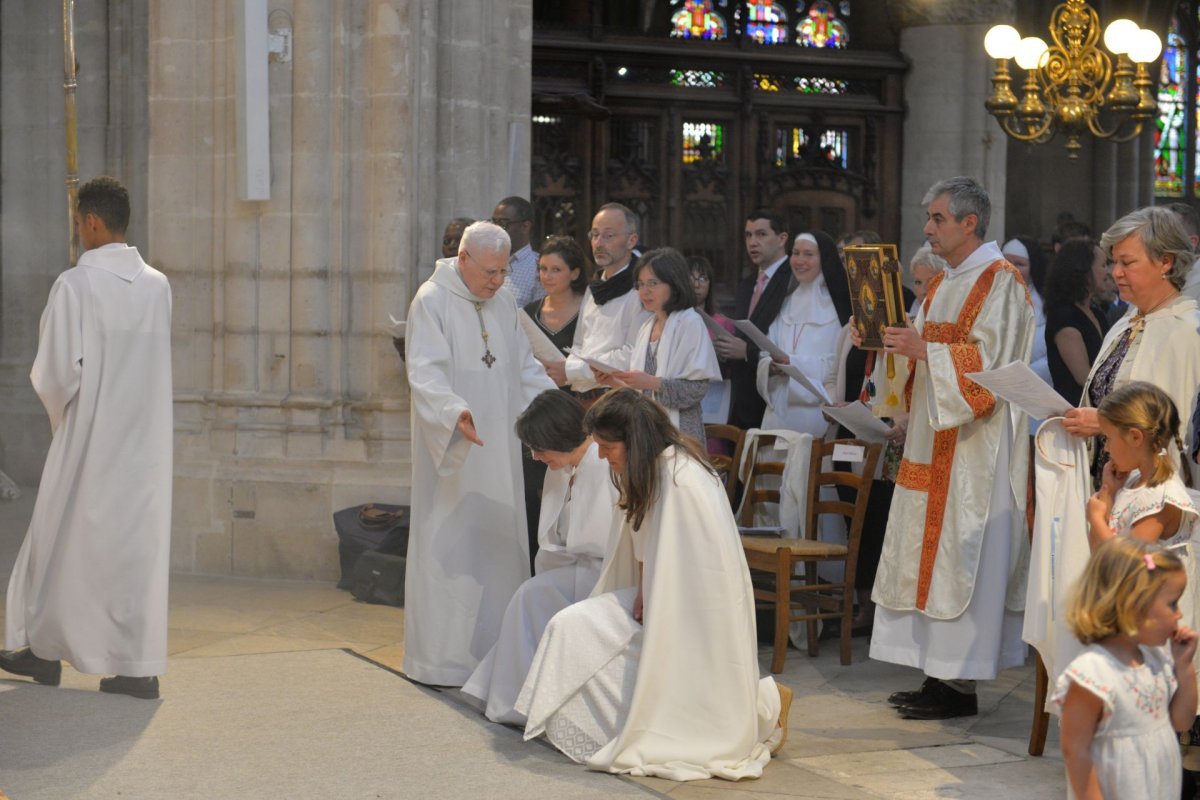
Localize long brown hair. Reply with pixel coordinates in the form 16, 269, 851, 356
583, 389, 714, 530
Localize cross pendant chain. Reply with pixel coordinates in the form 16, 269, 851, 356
473, 301, 496, 369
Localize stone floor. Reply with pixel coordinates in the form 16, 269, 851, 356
0, 491, 1069, 799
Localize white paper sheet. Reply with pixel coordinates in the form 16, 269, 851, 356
387, 314, 405, 339
518, 310, 567, 364
779, 364, 832, 404
821, 401, 892, 443
565, 346, 622, 375
732, 319, 789, 362
966, 361, 1072, 420
697, 309, 735, 340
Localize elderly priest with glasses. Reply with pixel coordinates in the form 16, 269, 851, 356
403, 221, 556, 687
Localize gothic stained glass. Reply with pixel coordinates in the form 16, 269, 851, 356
1156, 18, 1186, 197
682, 122, 726, 163
796, 0, 848, 48
745, 0, 788, 44
775, 127, 849, 168
671, 0, 729, 40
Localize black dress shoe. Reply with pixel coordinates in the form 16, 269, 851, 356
99, 675, 160, 700
0, 648, 62, 686
887, 677, 938, 707
897, 681, 977, 720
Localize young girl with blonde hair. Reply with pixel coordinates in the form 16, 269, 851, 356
1086, 381, 1198, 550
1056, 538, 1197, 799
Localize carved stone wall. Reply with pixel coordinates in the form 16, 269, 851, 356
0, 0, 532, 580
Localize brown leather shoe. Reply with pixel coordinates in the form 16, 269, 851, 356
99, 675, 160, 700
771, 683, 794, 756
0, 648, 61, 686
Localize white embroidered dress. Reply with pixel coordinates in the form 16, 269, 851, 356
1052, 644, 1181, 800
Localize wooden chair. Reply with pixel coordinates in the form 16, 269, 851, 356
703, 423, 746, 508
741, 437, 882, 672
736, 433, 786, 529
1028, 653, 1051, 756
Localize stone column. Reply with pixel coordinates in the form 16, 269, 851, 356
888, 1, 1014, 261
152, 0, 533, 579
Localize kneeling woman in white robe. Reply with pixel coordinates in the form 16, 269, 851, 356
463, 390, 620, 723
515, 389, 792, 781
758, 231, 850, 436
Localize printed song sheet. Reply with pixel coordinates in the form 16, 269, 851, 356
966, 361, 1072, 420
518, 310, 567, 364
821, 401, 892, 443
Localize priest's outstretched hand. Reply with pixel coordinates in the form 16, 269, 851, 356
457, 410, 484, 446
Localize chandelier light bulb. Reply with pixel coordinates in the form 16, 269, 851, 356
984, 25, 1021, 59
1103, 18, 1139, 55
1014, 36, 1049, 70
1128, 28, 1163, 64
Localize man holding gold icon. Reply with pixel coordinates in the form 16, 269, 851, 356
854, 177, 1035, 720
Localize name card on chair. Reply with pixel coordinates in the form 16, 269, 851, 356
832, 443, 865, 463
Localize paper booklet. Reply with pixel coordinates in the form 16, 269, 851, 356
965, 361, 1072, 420
697, 309, 735, 340
518, 310, 567, 364
733, 319, 830, 403
564, 346, 622, 375
821, 401, 892, 444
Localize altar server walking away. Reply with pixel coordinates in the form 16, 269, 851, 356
463, 390, 620, 723
758, 230, 850, 436
864, 177, 1035, 720
1, 176, 173, 699
1056, 538, 1197, 800
404, 221, 556, 687
516, 389, 792, 781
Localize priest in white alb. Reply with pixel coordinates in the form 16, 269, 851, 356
864, 177, 1035, 719
2, 176, 173, 700
404, 221, 556, 686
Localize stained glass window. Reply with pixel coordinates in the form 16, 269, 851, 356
1156, 18, 1186, 197
745, 0, 788, 44
682, 122, 726, 163
671, 0, 729, 40
775, 127, 849, 168
796, 0, 848, 48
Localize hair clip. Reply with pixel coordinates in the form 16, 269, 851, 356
1145, 553, 1157, 571
1159, 448, 1169, 457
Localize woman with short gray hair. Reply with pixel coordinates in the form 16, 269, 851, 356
1063, 206, 1200, 487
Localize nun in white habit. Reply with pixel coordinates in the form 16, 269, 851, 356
515, 390, 792, 781
462, 390, 620, 724
757, 231, 851, 436
602, 248, 720, 445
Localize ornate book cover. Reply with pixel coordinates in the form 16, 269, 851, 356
843, 244, 905, 351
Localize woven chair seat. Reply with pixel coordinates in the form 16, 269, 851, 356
740, 536, 847, 558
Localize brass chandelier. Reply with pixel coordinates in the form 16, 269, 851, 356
984, 0, 1161, 159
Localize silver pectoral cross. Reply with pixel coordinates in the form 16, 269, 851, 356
482, 350, 496, 368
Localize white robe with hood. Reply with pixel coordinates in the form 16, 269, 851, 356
404, 257, 555, 686
462, 441, 620, 723
515, 447, 780, 781
5, 243, 173, 676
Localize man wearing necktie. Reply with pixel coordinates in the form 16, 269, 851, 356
716, 209, 792, 430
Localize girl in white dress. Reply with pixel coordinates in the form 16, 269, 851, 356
1055, 537, 1197, 799
1086, 381, 1198, 552
757, 230, 851, 436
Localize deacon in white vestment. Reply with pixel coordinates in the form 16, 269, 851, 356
404, 222, 555, 687
868, 178, 1034, 720
462, 389, 620, 723
3, 177, 173, 696
515, 390, 787, 780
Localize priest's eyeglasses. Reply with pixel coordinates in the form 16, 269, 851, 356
588, 230, 627, 243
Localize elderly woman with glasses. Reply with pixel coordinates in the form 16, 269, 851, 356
596, 248, 721, 445
1063, 206, 1200, 488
